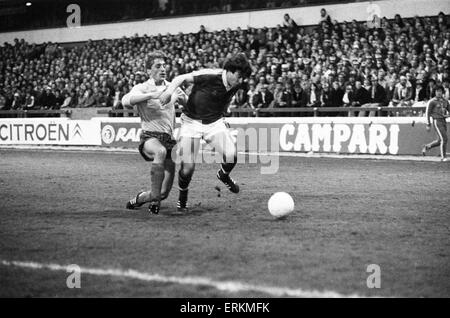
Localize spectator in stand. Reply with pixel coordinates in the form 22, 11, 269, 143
39, 86, 56, 109
412, 79, 427, 105
306, 82, 321, 108
75, 88, 85, 107
229, 88, 250, 117
359, 77, 387, 117
353, 80, 370, 115
283, 13, 298, 30
80, 88, 96, 108
3, 89, 13, 112
292, 83, 308, 109
95, 90, 108, 107
247, 82, 258, 109
385, 80, 397, 106
320, 81, 331, 107
273, 80, 285, 108
426, 79, 437, 100
390, 75, 413, 116
328, 81, 344, 107
54, 89, 64, 109
253, 84, 274, 117
112, 89, 124, 117
411, 79, 428, 116
255, 75, 267, 93
283, 81, 294, 107
24, 92, 35, 110
392, 75, 413, 107
319, 8, 331, 26
328, 81, 344, 116
443, 79, 450, 100
60, 91, 74, 108
342, 84, 355, 116
11, 93, 23, 110
281, 81, 295, 116
337, 73, 346, 90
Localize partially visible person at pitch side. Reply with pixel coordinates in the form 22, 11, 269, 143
422, 85, 450, 162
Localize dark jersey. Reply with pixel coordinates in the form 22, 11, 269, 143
184, 69, 243, 124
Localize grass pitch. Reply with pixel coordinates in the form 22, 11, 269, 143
0, 149, 449, 297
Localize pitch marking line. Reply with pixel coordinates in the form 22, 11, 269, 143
1, 260, 369, 298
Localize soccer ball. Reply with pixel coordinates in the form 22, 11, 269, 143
268, 192, 295, 218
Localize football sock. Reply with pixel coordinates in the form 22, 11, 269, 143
221, 158, 237, 175
178, 189, 188, 208
150, 163, 165, 203
178, 169, 192, 190
178, 170, 191, 208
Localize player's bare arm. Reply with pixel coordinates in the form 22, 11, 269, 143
121, 86, 164, 107
160, 73, 194, 105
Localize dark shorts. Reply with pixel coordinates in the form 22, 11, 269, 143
138, 131, 177, 162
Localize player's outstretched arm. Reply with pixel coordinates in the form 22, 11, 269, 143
160, 73, 194, 105
122, 86, 163, 107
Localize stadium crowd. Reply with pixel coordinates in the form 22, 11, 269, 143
0, 9, 449, 117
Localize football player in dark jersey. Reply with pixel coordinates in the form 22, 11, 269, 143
160, 53, 252, 212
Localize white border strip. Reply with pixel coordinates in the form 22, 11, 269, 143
0, 260, 368, 298
0, 145, 447, 162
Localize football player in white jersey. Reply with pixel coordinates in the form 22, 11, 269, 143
123, 51, 187, 214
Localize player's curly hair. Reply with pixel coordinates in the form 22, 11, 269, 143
223, 53, 253, 79
435, 85, 444, 92
146, 51, 167, 69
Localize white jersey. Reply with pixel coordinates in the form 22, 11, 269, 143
129, 78, 176, 135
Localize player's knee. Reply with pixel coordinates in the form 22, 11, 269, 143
223, 150, 237, 163
181, 162, 195, 176
153, 147, 167, 161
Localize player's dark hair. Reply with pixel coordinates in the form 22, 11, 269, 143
434, 85, 444, 92
146, 51, 167, 69
223, 53, 252, 79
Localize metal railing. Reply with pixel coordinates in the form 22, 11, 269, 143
0, 106, 425, 118
96, 106, 426, 117
0, 109, 72, 118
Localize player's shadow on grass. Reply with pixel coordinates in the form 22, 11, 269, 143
158, 202, 213, 217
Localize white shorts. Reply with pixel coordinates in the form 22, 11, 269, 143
178, 113, 229, 142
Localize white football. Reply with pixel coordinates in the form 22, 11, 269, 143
268, 192, 295, 218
